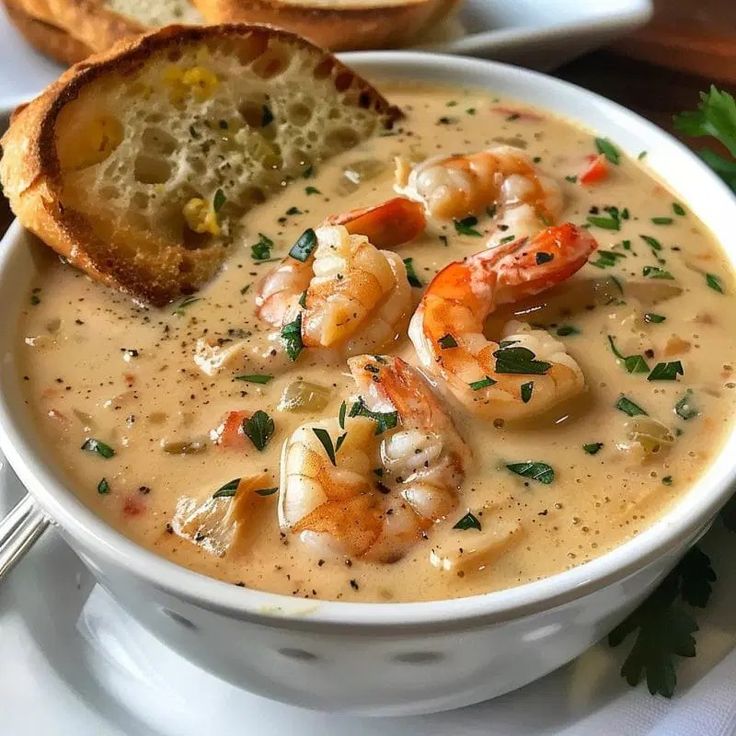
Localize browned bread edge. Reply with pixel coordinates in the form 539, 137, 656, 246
0, 24, 402, 306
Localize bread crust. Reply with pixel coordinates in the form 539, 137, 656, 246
0, 24, 402, 306
9, 0, 147, 53
193, 0, 461, 50
2, 0, 92, 64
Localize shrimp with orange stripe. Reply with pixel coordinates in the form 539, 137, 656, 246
256, 197, 425, 356
278, 354, 470, 562
395, 145, 563, 245
409, 223, 599, 420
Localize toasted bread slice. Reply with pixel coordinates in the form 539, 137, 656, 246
2, 0, 92, 64
0, 24, 401, 305
10, 0, 202, 54
192, 0, 461, 51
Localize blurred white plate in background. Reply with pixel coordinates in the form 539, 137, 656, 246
0, 0, 652, 116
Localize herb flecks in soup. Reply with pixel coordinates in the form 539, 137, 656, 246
17, 84, 736, 602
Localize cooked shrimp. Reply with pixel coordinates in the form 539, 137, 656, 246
278, 355, 469, 562
395, 145, 563, 244
409, 223, 598, 420
256, 197, 425, 327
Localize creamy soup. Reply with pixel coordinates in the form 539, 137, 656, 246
16, 82, 736, 602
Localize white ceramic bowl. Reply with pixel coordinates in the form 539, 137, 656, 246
1, 52, 735, 717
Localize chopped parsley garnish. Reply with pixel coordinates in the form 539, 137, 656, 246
213, 478, 240, 498
615, 395, 648, 417
556, 325, 580, 336
587, 214, 620, 231
250, 233, 274, 261
565, 175, 578, 183
675, 390, 698, 420
607, 335, 650, 373
454, 216, 482, 237
638, 150, 648, 160
172, 296, 201, 315
281, 314, 303, 361
403, 257, 423, 288
506, 461, 555, 484
520, 381, 534, 403
338, 400, 347, 430
469, 376, 496, 391
648, 361, 684, 381
536, 251, 554, 265
261, 105, 274, 126
644, 313, 666, 324
608, 546, 714, 697
673, 86, 736, 193
30, 292, 41, 305
499, 234, 516, 244
81, 438, 115, 459
234, 373, 273, 384
286, 206, 302, 216
640, 234, 662, 252
494, 346, 551, 375
305, 186, 321, 195
312, 427, 338, 466
453, 512, 482, 531
97, 477, 110, 494
255, 487, 278, 496
302, 164, 314, 179
663, 476, 674, 486
335, 431, 347, 454
583, 442, 603, 455
589, 250, 626, 269
288, 228, 317, 262
706, 273, 724, 293
673, 202, 686, 216
213, 188, 226, 213
298, 290, 307, 308
643, 265, 674, 280
651, 217, 673, 225
242, 410, 274, 451
349, 397, 398, 435
438, 334, 458, 349
595, 137, 620, 165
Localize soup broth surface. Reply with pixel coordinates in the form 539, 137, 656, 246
17, 82, 736, 602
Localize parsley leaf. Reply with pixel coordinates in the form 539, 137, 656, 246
81, 438, 115, 459
506, 461, 555, 484
494, 346, 551, 375
213, 188, 226, 213
288, 229, 317, 262
454, 216, 482, 237
305, 186, 321, 195
608, 546, 714, 697
281, 314, 303, 361
587, 214, 621, 231
644, 313, 666, 324
403, 257, 423, 288
556, 325, 580, 336
242, 410, 274, 451
595, 137, 620, 165
349, 397, 398, 435
234, 374, 273, 384
453, 512, 482, 531
643, 266, 674, 280
706, 273, 724, 293
250, 233, 274, 261
589, 250, 626, 269
312, 427, 337, 466
616, 395, 648, 417
520, 381, 534, 403
607, 335, 650, 373
469, 376, 496, 391
675, 390, 698, 421
583, 442, 603, 455
97, 478, 110, 494
648, 361, 684, 381
438, 334, 458, 349
213, 478, 240, 498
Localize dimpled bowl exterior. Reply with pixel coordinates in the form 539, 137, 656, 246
1, 53, 735, 716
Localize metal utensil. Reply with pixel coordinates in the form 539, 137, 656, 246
0, 493, 48, 581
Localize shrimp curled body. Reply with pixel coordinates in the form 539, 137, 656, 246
396, 146, 563, 245
408, 223, 598, 420
278, 355, 470, 562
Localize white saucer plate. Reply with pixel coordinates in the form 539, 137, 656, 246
2, 451, 736, 735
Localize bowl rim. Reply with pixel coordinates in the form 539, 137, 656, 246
1, 50, 735, 631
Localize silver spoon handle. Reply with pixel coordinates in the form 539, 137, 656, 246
0, 493, 49, 581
